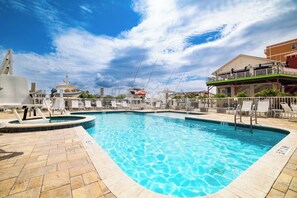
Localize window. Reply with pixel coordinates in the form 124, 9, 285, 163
292, 44, 297, 50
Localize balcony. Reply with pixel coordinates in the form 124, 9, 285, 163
207, 65, 297, 83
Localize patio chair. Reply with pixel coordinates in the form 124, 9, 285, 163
52, 97, 68, 115
0, 75, 48, 123
122, 101, 129, 110
84, 100, 93, 110
280, 103, 297, 119
111, 101, 117, 109
95, 100, 103, 109
237, 100, 254, 122
71, 100, 85, 111
155, 101, 161, 109
291, 104, 297, 112
256, 100, 270, 117
240, 100, 253, 115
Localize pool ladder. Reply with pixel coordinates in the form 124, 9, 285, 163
234, 104, 257, 133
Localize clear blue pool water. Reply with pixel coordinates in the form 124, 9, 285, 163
85, 112, 286, 197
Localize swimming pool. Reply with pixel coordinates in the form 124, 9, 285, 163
86, 112, 287, 197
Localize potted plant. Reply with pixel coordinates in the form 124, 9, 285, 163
198, 95, 208, 112
214, 93, 227, 113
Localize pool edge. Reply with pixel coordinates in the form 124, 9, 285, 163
74, 113, 297, 198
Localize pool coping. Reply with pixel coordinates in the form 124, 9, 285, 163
0, 115, 95, 132
74, 111, 297, 198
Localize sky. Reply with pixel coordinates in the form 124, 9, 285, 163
0, 0, 297, 96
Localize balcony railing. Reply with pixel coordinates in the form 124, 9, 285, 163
207, 66, 297, 82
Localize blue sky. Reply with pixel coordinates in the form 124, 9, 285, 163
0, 0, 297, 96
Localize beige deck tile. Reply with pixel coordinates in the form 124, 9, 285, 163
70, 175, 84, 190
40, 184, 72, 198
47, 152, 67, 165
23, 160, 47, 170
0, 165, 23, 181
0, 178, 16, 198
97, 179, 111, 195
103, 193, 116, 198
289, 177, 297, 192
9, 179, 29, 195
30, 150, 50, 157
27, 175, 43, 190
282, 167, 297, 178
69, 163, 96, 177
82, 171, 99, 185
58, 158, 89, 171
273, 173, 292, 193
67, 151, 88, 161
33, 145, 57, 152
266, 189, 285, 198
72, 182, 103, 198
49, 147, 66, 155
284, 190, 297, 198
19, 164, 57, 179
5, 187, 41, 198
42, 170, 70, 192
286, 163, 297, 170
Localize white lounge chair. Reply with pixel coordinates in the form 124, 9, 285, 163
111, 101, 117, 109
240, 100, 253, 115
122, 101, 129, 110
280, 103, 297, 119
84, 100, 93, 110
238, 100, 254, 122
155, 101, 161, 109
71, 100, 84, 111
256, 100, 270, 117
52, 97, 68, 115
0, 75, 48, 123
95, 100, 103, 109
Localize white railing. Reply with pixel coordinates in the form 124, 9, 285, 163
207, 66, 297, 82
164, 96, 297, 118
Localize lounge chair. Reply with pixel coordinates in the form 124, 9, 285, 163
95, 100, 103, 109
71, 100, 84, 111
238, 100, 254, 122
155, 101, 161, 109
256, 100, 270, 117
280, 103, 297, 119
0, 75, 48, 123
84, 100, 93, 110
111, 101, 117, 109
291, 104, 297, 112
52, 97, 68, 115
122, 101, 129, 110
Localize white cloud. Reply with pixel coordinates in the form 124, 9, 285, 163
3, 0, 297, 95
80, 5, 93, 14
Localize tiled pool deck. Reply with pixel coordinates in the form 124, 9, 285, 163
1, 110, 297, 197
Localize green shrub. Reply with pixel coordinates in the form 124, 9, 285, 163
236, 92, 248, 97
214, 93, 227, 98
255, 88, 292, 97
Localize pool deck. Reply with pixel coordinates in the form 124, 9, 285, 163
1, 110, 297, 197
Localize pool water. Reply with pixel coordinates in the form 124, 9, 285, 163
86, 112, 286, 197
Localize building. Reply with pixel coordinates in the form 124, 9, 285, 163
265, 38, 297, 63
206, 54, 297, 97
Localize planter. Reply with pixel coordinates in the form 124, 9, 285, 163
217, 108, 227, 113
200, 107, 208, 112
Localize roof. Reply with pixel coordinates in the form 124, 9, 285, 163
211, 54, 272, 75
266, 38, 297, 48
